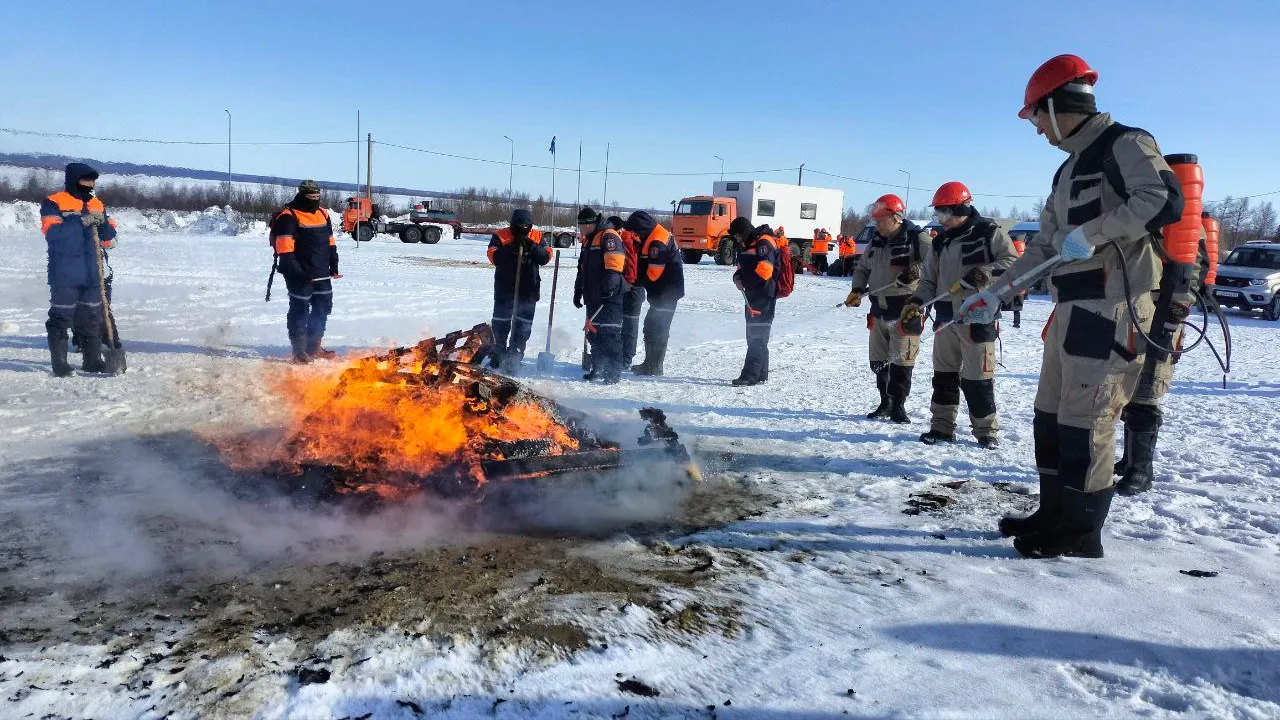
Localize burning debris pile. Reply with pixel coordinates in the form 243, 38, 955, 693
219, 324, 695, 502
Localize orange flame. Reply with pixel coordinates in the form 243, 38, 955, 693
217, 349, 579, 499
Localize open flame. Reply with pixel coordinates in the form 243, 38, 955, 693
217, 327, 582, 501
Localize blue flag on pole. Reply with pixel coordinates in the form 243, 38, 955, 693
549, 136, 556, 154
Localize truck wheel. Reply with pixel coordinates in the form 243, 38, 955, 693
714, 238, 734, 265
422, 226, 443, 244
682, 250, 703, 265
400, 226, 423, 243
1265, 296, 1280, 321
355, 224, 374, 243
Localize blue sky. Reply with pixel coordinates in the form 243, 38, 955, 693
2, 0, 1277, 214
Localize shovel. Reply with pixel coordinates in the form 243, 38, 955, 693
537, 247, 561, 374
90, 223, 126, 375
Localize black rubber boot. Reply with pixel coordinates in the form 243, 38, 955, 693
919, 430, 956, 445
889, 399, 909, 424
1015, 486, 1113, 559
866, 368, 891, 419
631, 340, 658, 375
48, 328, 72, 377
1116, 428, 1158, 496
81, 335, 106, 373
887, 365, 913, 424
290, 335, 311, 364
999, 473, 1063, 538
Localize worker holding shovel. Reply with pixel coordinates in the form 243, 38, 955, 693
486, 208, 550, 375
39, 163, 124, 376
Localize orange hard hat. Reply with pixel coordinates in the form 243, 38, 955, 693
1019, 54, 1098, 119
870, 194, 906, 219
931, 181, 972, 207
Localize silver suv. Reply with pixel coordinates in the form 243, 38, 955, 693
1211, 241, 1280, 321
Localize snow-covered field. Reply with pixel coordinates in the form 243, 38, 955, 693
1, 208, 1278, 719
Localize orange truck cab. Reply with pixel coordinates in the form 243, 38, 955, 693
672, 195, 737, 265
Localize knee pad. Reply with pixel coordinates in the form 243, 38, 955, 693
931, 371, 960, 406
960, 378, 997, 418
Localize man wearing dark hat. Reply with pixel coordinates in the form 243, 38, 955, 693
623, 210, 685, 376
269, 180, 339, 363
486, 208, 550, 373
573, 206, 628, 383
39, 162, 118, 376
730, 217, 780, 386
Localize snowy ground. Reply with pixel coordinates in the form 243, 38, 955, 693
1, 212, 1278, 719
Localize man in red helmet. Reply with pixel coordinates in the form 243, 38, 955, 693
845, 194, 928, 422
959, 54, 1184, 559
902, 182, 1017, 448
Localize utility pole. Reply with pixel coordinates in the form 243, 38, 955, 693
603, 143, 611, 209
503, 135, 514, 210
798, 163, 805, 186
224, 110, 231, 206
550, 137, 557, 229
355, 111, 361, 201
366, 133, 373, 205
899, 169, 912, 211
575, 141, 583, 210
714, 155, 724, 181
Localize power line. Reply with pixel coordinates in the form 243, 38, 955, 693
806, 168, 1043, 200
0, 127, 355, 146
374, 140, 797, 177
5, 125, 1276, 204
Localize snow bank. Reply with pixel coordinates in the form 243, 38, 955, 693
0, 200, 270, 236
0, 200, 41, 232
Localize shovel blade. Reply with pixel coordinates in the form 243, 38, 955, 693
103, 347, 127, 375
536, 352, 555, 373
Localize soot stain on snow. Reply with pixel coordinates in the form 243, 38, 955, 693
0, 432, 776, 712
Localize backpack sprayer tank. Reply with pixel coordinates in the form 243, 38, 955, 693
1135, 154, 1204, 398
1201, 212, 1220, 286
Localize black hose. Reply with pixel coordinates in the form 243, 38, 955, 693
1108, 239, 1204, 355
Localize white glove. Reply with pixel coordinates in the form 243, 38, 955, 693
1060, 226, 1094, 261
958, 290, 1000, 325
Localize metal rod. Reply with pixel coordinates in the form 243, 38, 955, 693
603, 143, 610, 208
224, 110, 231, 206
504, 135, 513, 211
366, 133, 373, 205
575, 140, 582, 210
544, 249, 561, 354
798, 163, 805, 186
899, 169, 911, 212
714, 155, 724, 181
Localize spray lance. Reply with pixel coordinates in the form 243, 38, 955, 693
834, 280, 900, 309
933, 253, 1065, 334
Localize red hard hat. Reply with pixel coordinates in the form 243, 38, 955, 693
1019, 54, 1098, 119
870, 194, 906, 219
931, 181, 972, 207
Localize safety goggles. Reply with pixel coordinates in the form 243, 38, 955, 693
868, 201, 901, 219
932, 206, 959, 224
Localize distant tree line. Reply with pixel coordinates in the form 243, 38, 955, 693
1205, 196, 1278, 251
